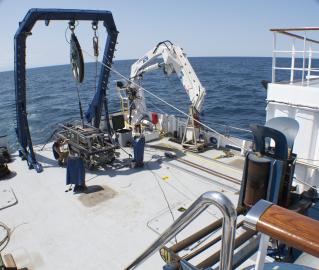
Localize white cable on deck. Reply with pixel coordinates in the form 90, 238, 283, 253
0, 222, 10, 252
81, 48, 249, 151
297, 157, 319, 163
294, 176, 319, 193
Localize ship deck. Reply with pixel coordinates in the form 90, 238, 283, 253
0, 137, 255, 269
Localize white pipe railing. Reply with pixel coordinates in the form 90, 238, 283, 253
290, 39, 295, 84
307, 44, 313, 86
301, 32, 307, 85
124, 191, 237, 270
272, 32, 277, 83
272, 30, 319, 86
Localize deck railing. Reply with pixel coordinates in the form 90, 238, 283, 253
124, 191, 237, 270
271, 27, 319, 85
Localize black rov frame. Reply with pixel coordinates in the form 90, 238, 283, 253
54, 121, 116, 169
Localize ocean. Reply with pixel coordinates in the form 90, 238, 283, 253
0, 57, 274, 150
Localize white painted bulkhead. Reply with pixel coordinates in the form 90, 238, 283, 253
266, 82, 319, 187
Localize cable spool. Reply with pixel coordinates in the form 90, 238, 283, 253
70, 33, 84, 83
243, 153, 271, 207
70, 29, 84, 83
68, 21, 85, 127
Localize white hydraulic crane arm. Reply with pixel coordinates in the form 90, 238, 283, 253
130, 48, 165, 79
130, 41, 206, 113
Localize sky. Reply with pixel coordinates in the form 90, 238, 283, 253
0, 0, 319, 71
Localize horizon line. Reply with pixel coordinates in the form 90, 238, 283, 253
0, 55, 288, 73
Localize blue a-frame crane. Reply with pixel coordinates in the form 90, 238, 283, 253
14, 8, 118, 172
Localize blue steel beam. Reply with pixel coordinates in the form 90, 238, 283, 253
14, 8, 118, 172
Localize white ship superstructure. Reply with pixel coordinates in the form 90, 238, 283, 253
267, 27, 319, 189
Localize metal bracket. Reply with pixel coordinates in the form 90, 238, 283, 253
244, 200, 273, 231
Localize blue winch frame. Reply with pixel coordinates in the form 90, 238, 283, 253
14, 8, 118, 172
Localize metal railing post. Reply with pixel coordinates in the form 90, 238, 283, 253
301, 32, 307, 85
307, 43, 312, 86
254, 234, 270, 270
272, 32, 277, 83
290, 38, 295, 84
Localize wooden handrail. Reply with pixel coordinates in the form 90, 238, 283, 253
256, 204, 319, 257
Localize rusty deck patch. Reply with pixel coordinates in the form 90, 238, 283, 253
78, 185, 117, 207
